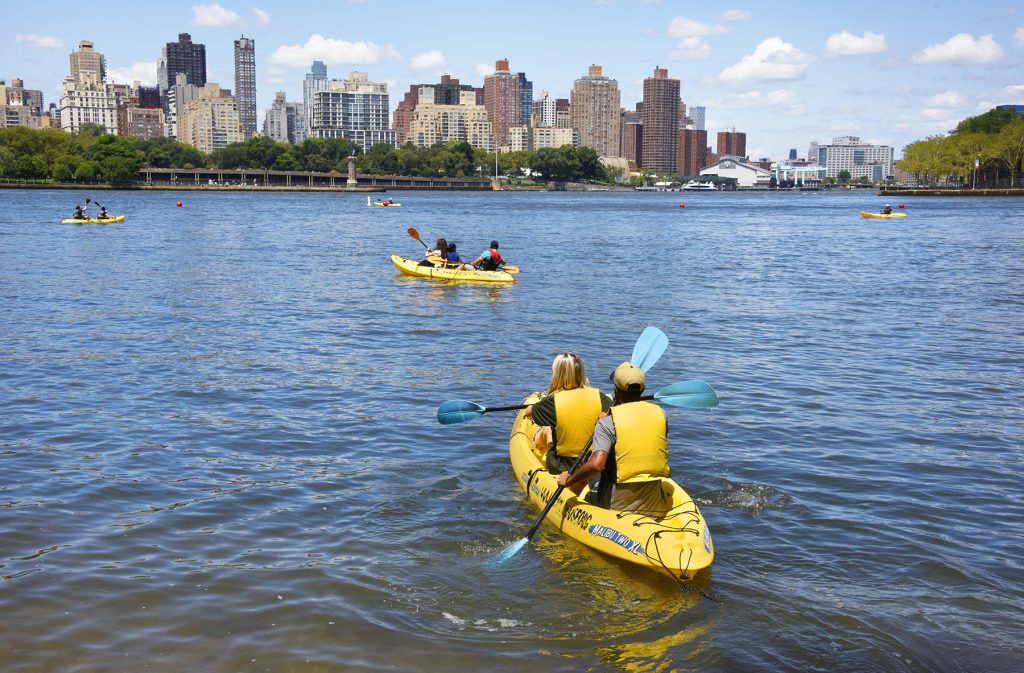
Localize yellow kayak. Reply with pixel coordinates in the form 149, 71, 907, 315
390, 255, 516, 284
61, 215, 125, 224
374, 201, 401, 207
509, 394, 714, 581
860, 211, 907, 219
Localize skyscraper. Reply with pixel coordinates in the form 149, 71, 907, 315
517, 72, 533, 127
571, 65, 621, 157
69, 41, 106, 84
483, 59, 522, 148
158, 33, 207, 103
690, 106, 706, 131
234, 36, 256, 139
303, 61, 329, 139
678, 128, 708, 175
717, 128, 747, 159
60, 41, 118, 134
309, 71, 395, 152
640, 66, 680, 173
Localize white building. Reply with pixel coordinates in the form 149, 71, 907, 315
817, 136, 893, 181
59, 41, 118, 134
302, 60, 329, 139
309, 71, 395, 151
700, 155, 771, 188
532, 90, 556, 128
406, 88, 492, 150
263, 91, 305, 144
531, 126, 574, 150
165, 73, 199, 139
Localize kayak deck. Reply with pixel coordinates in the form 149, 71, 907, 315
509, 394, 713, 580
61, 216, 125, 224
860, 211, 907, 219
391, 254, 516, 284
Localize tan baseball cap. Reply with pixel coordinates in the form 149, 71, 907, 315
610, 361, 645, 391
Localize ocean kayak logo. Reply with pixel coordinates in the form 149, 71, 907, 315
589, 524, 643, 555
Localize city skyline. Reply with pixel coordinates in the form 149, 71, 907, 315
4, 0, 1024, 160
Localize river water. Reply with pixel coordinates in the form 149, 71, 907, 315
1, 188, 1021, 672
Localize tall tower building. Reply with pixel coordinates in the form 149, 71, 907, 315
158, 33, 207, 98
532, 90, 556, 128
264, 92, 305, 144
69, 41, 106, 84
571, 64, 621, 157
517, 72, 533, 127
234, 36, 257, 139
690, 106, 706, 131
309, 71, 395, 152
620, 107, 642, 166
640, 66, 680, 173
717, 127, 746, 159
678, 128, 708, 175
303, 60, 329, 138
483, 59, 522, 148
177, 82, 242, 153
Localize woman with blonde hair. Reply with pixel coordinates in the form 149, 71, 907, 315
525, 351, 612, 474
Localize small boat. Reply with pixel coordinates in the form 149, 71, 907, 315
390, 255, 516, 284
61, 215, 126, 224
374, 200, 401, 207
860, 211, 907, 219
507, 394, 714, 581
681, 180, 717, 191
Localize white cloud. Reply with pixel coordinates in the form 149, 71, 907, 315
718, 9, 751, 21
15, 33, 63, 49
476, 63, 494, 77
410, 50, 447, 70
920, 108, 952, 120
824, 31, 887, 57
912, 33, 1003, 64
269, 34, 400, 68
999, 84, 1024, 98
107, 61, 159, 86
668, 17, 734, 38
925, 90, 965, 107
191, 4, 241, 27
253, 8, 271, 25
669, 37, 711, 60
717, 88, 805, 114
1015, 28, 1024, 46
719, 37, 813, 83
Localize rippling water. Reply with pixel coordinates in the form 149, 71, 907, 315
1, 188, 1021, 672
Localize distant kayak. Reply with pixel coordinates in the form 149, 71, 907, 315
373, 201, 401, 207
391, 255, 516, 284
61, 216, 125, 224
860, 211, 907, 219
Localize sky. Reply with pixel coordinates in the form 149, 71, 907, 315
4, 0, 1024, 160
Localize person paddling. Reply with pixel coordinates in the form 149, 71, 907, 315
882, 204, 893, 215
72, 204, 86, 219
471, 240, 505, 271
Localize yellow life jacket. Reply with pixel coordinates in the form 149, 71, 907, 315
553, 387, 603, 458
609, 401, 669, 483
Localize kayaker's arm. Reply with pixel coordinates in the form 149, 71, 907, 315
557, 449, 606, 493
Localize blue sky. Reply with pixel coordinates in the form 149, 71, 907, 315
4, 0, 1024, 160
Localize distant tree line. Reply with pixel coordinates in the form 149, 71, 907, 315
897, 108, 1024, 187
0, 124, 611, 184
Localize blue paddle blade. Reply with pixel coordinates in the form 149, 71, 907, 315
654, 380, 720, 408
632, 326, 669, 373
436, 400, 487, 425
487, 538, 529, 566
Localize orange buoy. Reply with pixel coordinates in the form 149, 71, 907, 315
176, 201, 183, 207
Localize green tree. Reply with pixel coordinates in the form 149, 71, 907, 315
837, 169, 851, 184
8, 154, 48, 179
993, 118, 1024, 186
75, 160, 102, 182
86, 135, 145, 184
272, 149, 302, 171
955, 107, 1019, 135
359, 143, 399, 174
51, 154, 84, 182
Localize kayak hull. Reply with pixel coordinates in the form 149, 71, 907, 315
373, 202, 401, 207
860, 211, 907, 219
391, 255, 516, 284
61, 216, 125, 224
508, 394, 714, 580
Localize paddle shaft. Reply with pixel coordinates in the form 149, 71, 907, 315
526, 436, 594, 541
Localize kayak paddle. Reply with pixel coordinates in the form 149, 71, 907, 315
407, 227, 429, 250
437, 379, 717, 425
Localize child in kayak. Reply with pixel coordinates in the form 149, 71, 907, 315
419, 238, 448, 267
445, 242, 469, 269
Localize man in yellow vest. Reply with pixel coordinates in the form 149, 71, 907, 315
556, 361, 671, 515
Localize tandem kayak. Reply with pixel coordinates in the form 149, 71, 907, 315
61, 216, 125, 224
508, 394, 714, 581
374, 201, 401, 207
860, 211, 907, 219
390, 255, 516, 284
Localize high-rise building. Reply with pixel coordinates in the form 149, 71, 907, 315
817, 136, 893, 180
788, 148, 798, 161
678, 128, 708, 175
264, 92, 305, 144
60, 41, 118, 134
158, 33, 207, 99
309, 71, 395, 151
532, 126, 574, 150
234, 36, 256, 139
406, 88, 492, 150
165, 72, 199, 139
0, 78, 46, 129
436, 74, 476, 106
303, 61, 329, 139
483, 59, 523, 148
690, 106, 706, 131
640, 66, 680, 173
808, 141, 819, 163
69, 41, 106, 84
571, 65, 621, 157
532, 90, 556, 128
717, 128, 747, 159
177, 82, 243, 153
555, 99, 571, 129
517, 72, 533, 127
620, 107, 642, 166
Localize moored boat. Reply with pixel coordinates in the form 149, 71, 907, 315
60, 215, 126, 224
390, 254, 516, 284
508, 393, 714, 581
860, 210, 907, 219
681, 180, 717, 191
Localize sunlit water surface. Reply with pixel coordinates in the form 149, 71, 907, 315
1, 188, 1021, 672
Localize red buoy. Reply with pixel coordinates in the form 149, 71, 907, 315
898, 203, 905, 209
678, 202, 685, 208
176, 201, 183, 207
